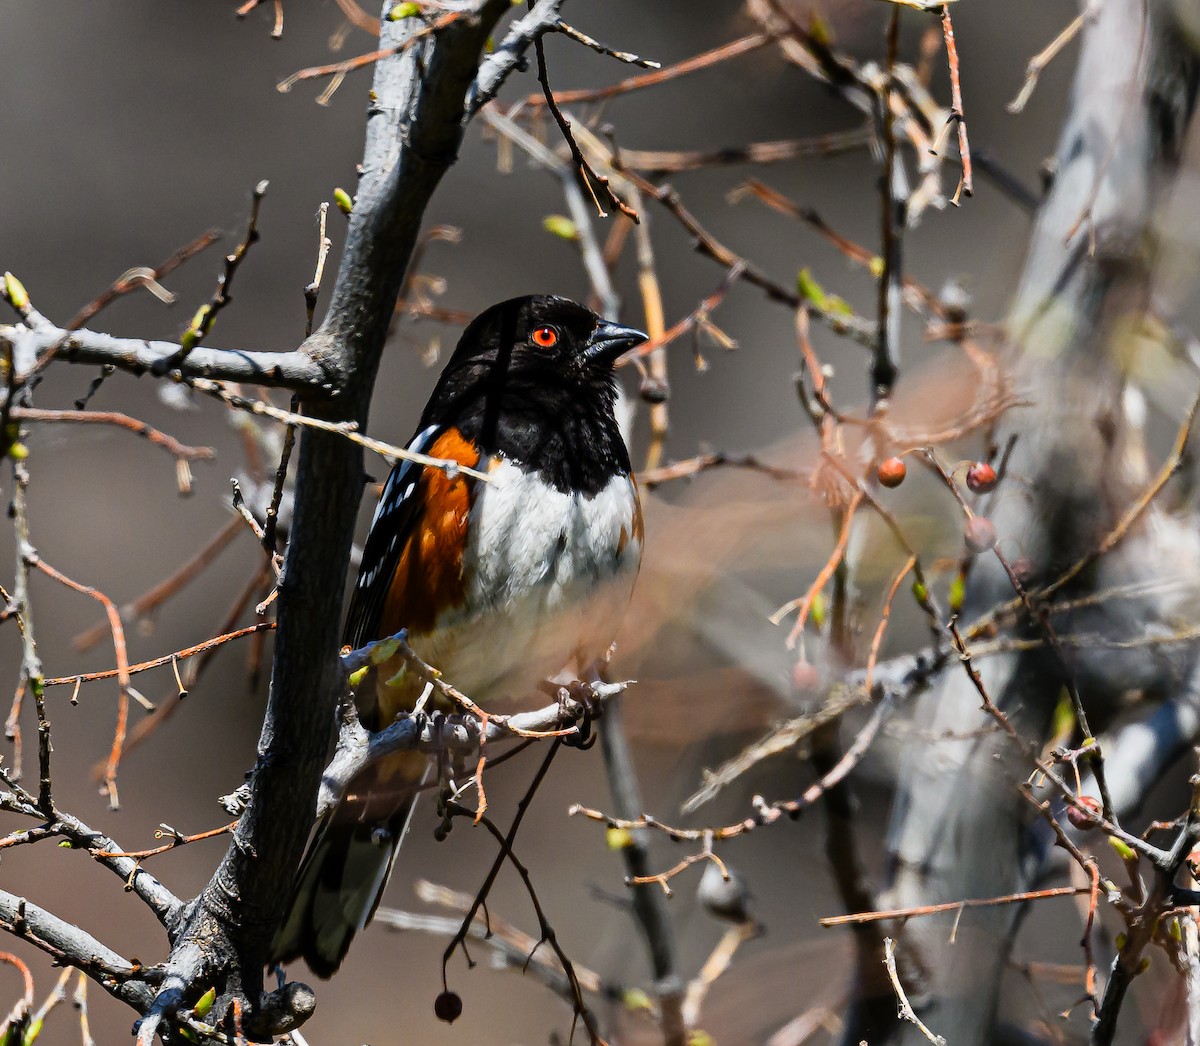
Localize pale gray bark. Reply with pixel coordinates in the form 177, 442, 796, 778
872, 3, 1200, 1044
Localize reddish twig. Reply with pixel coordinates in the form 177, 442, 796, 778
66, 231, 218, 330
771, 491, 864, 646
30, 559, 130, 808
619, 128, 871, 174
523, 32, 779, 109
73, 516, 241, 653
864, 555, 917, 691
277, 12, 462, 100
43, 622, 275, 688
938, 5, 972, 202
9, 408, 214, 463
93, 820, 238, 861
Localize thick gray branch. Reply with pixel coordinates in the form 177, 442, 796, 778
874, 4, 1200, 1045
0, 890, 154, 1012
0, 324, 330, 392
466, 0, 565, 116
133, 1, 516, 1039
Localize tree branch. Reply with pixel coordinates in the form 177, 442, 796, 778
0, 324, 329, 393
133, 1, 516, 1039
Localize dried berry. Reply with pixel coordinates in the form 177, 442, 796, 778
1067, 795, 1102, 831
434, 990, 463, 1024
963, 515, 996, 554
966, 461, 998, 494
877, 457, 907, 488
639, 375, 669, 404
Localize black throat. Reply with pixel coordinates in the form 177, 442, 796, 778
423, 371, 631, 496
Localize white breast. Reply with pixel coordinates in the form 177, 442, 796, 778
415, 459, 641, 703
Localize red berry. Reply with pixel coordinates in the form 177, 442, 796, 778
434, 990, 463, 1024
963, 516, 996, 554
1067, 795, 1102, 831
966, 462, 998, 494
877, 457, 906, 488
791, 661, 820, 693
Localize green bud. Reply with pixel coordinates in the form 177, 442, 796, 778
606, 826, 634, 850
869, 256, 885, 278
809, 590, 827, 628
1169, 917, 1183, 942
1108, 836, 1137, 862
57, 840, 73, 848
334, 188, 354, 215
370, 636, 401, 665
387, 1, 421, 19
1050, 693, 1073, 741
4, 272, 29, 310
542, 214, 578, 241
621, 988, 653, 1012
21, 1016, 43, 1045
807, 11, 834, 47
1115, 932, 1127, 950
7, 442, 28, 461
911, 580, 928, 603
193, 988, 216, 1018
796, 268, 828, 311
948, 573, 966, 614
348, 666, 369, 689
687, 1032, 716, 1046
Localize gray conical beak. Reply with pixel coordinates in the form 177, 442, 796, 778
585, 320, 649, 365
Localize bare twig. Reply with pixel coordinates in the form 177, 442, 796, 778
884, 938, 945, 1046
9, 408, 214, 463
938, 5, 972, 202
822, 885, 1088, 927
66, 231, 218, 331
524, 32, 778, 109
533, 38, 638, 222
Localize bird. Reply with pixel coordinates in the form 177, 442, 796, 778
272, 294, 648, 977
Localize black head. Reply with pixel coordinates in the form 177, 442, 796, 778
439, 294, 645, 387
420, 295, 648, 492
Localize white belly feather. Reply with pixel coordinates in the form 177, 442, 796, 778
412, 459, 641, 704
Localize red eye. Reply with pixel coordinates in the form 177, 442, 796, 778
531, 326, 558, 348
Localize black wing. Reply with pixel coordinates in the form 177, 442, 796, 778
342, 424, 443, 651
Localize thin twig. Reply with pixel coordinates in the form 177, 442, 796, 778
884, 938, 946, 1045
9, 408, 214, 463
938, 5, 972, 201
73, 516, 242, 653
822, 885, 1088, 926
533, 38, 638, 222
186, 376, 491, 480
66, 231, 219, 331
43, 623, 275, 688
1008, 2, 1099, 114
156, 181, 269, 374
524, 32, 778, 108
30, 558, 131, 809
277, 12, 462, 99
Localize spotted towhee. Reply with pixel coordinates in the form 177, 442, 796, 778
273, 295, 648, 977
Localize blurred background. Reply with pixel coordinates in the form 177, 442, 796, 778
0, 2, 1115, 1042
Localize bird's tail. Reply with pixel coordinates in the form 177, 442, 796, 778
273, 753, 427, 978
